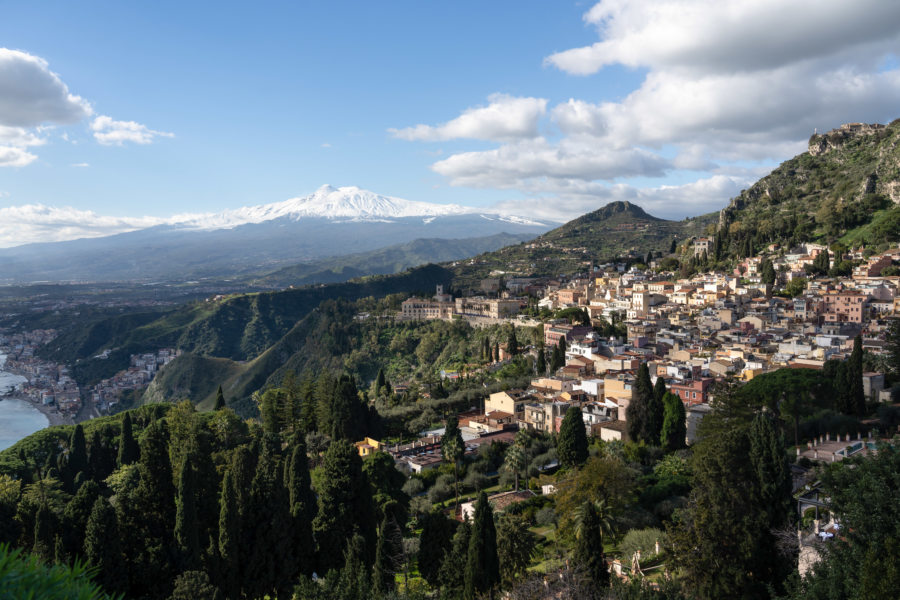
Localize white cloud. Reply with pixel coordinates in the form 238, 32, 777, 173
0, 204, 168, 247
390, 94, 547, 142
432, 137, 670, 188
0, 49, 92, 127
547, 0, 900, 76
0, 124, 43, 167
0, 146, 37, 167
71, 162, 89, 168
91, 115, 174, 146
392, 1, 900, 218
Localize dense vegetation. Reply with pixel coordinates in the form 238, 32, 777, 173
715, 120, 900, 259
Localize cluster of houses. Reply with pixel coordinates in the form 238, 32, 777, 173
90, 348, 181, 413
0, 329, 83, 417
391, 242, 900, 472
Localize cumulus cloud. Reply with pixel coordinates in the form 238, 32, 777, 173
0, 204, 169, 247
432, 137, 670, 188
392, 1, 900, 218
0, 49, 92, 127
0, 49, 173, 163
547, 0, 900, 76
390, 94, 547, 141
91, 115, 174, 146
0, 124, 45, 167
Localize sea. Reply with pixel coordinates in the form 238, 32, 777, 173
0, 354, 46, 451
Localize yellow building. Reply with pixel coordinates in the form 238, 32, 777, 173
354, 437, 383, 457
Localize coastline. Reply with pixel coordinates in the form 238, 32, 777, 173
2, 394, 73, 427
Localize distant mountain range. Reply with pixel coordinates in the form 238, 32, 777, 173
0, 185, 550, 283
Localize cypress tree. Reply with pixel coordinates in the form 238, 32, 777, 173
849, 335, 865, 416
573, 500, 609, 591
441, 416, 464, 507
373, 516, 399, 596
507, 329, 518, 356
659, 392, 687, 451
32, 503, 54, 561
627, 363, 654, 444
439, 520, 470, 594
493, 341, 500, 362
749, 412, 791, 532
419, 511, 457, 588
647, 382, 664, 446
286, 439, 315, 577
557, 406, 588, 468
536, 347, 546, 375
374, 368, 386, 396
670, 238, 677, 254
313, 440, 375, 574
118, 412, 139, 466
336, 534, 371, 600
464, 491, 499, 600
67, 424, 88, 488
215, 385, 226, 410
61, 480, 100, 560
85, 497, 125, 595
129, 419, 176, 598
653, 376, 667, 403
243, 435, 294, 599
175, 454, 200, 571
218, 467, 240, 600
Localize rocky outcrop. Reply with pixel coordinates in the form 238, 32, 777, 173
808, 122, 886, 156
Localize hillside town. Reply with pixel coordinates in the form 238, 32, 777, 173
395, 240, 899, 461
0, 328, 180, 419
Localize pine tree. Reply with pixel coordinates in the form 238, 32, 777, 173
659, 392, 687, 451
118, 412, 139, 466
175, 454, 200, 571
849, 335, 866, 416
464, 491, 499, 600
442, 415, 464, 507
286, 439, 315, 577
557, 406, 588, 468
215, 385, 226, 410
627, 363, 654, 444
573, 500, 609, 591
84, 497, 125, 594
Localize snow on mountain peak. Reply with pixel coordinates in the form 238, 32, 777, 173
171, 185, 483, 230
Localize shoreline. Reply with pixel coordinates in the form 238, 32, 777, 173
2, 394, 73, 427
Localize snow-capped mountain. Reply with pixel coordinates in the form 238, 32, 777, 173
170, 185, 545, 230
0, 185, 551, 282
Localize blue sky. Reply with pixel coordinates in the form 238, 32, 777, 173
2, 1, 900, 246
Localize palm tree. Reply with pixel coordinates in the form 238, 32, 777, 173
502, 443, 527, 492
574, 499, 616, 543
